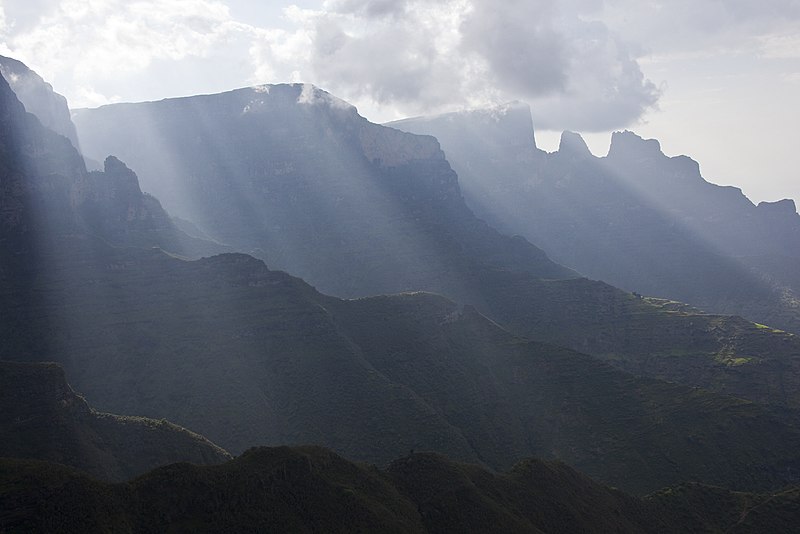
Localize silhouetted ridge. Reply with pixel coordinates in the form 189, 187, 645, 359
0, 54, 81, 149
3, 446, 799, 533
393, 106, 800, 335
558, 130, 591, 158
0, 361, 230, 481
0, 62, 223, 258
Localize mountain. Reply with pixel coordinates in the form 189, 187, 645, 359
0, 68, 221, 261
70, 85, 800, 413
72, 83, 574, 299
0, 55, 81, 151
389, 107, 800, 335
6, 240, 800, 495
0, 361, 230, 481
2, 447, 799, 533
7, 64, 800, 494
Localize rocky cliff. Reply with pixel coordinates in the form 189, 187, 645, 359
391, 108, 800, 336
0, 55, 81, 150
72, 83, 573, 299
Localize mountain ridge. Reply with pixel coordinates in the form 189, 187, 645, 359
0, 360, 230, 481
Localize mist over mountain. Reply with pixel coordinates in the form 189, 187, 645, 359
72, 84, 575, 298
0, 55, 81, 151
390, 106, 800, 335
71, 84, 800, 416
4, 54, 800, 530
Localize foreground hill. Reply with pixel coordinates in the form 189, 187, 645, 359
2, 447, 798, 533
390, 106, 800, 335
0, 361, 230, 481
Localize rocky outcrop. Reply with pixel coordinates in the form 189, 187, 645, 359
0, 63, 222, 258
0, 54, 80, 150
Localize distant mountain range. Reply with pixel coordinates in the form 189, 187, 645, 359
390, 104, 800, 335
3, 55, 800, 529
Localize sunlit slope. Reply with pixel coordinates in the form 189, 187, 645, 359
4, 240, 800, 494
391, 107, 800, 335
0, 71, 222, 260
4, 71, 800, 493
3, 447, 799, 533
0, 361, 230, 481
70, 84, 800, 412
0, 54, 80, 150
72, 83, 575, 300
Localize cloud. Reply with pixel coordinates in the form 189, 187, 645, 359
290, 0, 660, 129
459, 0, 567, 96
1, 0, 662, 130
597, 0, 800, 57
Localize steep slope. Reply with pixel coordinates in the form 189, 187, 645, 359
72, 83, 574, 299
4, 66, 800, 494
390, 109, 800, 335
0, 55, 80, 150
0, 68, 221, 260
70, 85, 800, 414
2, 448, 799, 533
0, 361, 230, 481
4, 240, 800, 494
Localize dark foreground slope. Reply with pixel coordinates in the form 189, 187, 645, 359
2, 447, 798, 534
71, 85, 800, 412
0, 361, 230, 481
390, 107, 800, 335
5, 240, 800, 495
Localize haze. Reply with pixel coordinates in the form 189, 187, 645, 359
0, 0, 798, 205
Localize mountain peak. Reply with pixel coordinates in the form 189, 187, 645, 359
558, 131, 592, 158
0, 55, 81, 149
607, 130, 663, 160
757, 198, 798, 216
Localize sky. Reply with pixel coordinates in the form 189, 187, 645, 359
0, 0, 798, 206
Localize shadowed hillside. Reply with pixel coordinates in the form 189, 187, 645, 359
0, 361, 230, 481
2, 447, 799, 533
4, 240, 800, 494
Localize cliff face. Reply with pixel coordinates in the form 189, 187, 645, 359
391, 109, 800, 335
0, 66, 221, 260
0, 361, 230, 481
0, 55, 81, 150
73, 83, 573, 299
